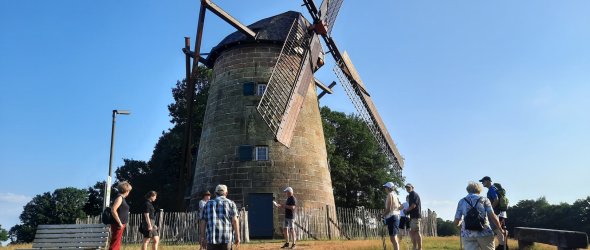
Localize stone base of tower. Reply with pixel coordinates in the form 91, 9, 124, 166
190, 43, 336, 238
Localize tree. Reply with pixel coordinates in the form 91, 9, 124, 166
84, 181, 105, 216
114, 159, 153, 213
436, 218, 459, 236
321, 106, 404, 209
506, 196, 590, 236
10, 187, 88, 242
0, 224, 8, 244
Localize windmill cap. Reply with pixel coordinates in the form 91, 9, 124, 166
383, 182, 395, 189
479, 176, 492, 182
283, 187, 293, 193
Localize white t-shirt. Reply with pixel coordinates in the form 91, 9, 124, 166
384, 191, 400, 219
400, 202, 409, 217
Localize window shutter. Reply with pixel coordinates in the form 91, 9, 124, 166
243, 82, 255, 96
238, 145, 253, 161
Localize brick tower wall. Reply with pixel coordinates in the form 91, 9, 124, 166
191, 44, 336, 234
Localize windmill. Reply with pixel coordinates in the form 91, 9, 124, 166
180, 0, 403, 235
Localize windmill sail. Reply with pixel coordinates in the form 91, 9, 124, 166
333, 52, 404, 173
319, 0, 344, 35
257, 16, 322, 147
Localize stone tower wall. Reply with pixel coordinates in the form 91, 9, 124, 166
191, 44, 336, 216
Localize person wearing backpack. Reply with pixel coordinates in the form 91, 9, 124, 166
454, 181, 504, 250
480, 176, 508, 249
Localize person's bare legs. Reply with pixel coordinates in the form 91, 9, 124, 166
390, 235, 400, 250
416, 231, 422, 250
283, 227, 289, 243
290, 228, 296, 245
141, 238, 150, 250
151, 236, 159, 250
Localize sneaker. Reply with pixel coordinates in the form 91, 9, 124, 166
281, 242, 290, 248
291, 243, 296, 249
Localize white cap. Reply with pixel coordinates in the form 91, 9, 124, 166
215, 184, 228, 195
383, 182, 395, 189
283, 187, 293, 193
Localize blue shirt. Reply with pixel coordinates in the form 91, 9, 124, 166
487, 185, 498, 203
455, 193, 494, 238
202, 196, 238, 244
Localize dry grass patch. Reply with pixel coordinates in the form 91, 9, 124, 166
2, 237, 556, 250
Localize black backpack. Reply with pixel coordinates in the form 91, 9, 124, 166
101, 207, 114, 225
463, 197, 486, 231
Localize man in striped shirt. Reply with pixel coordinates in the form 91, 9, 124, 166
199, 184, 240, 250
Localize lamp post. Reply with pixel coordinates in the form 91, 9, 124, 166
103, 109, 131, 210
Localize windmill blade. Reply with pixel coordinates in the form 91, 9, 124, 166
318, 0, 344, 35
333, 53, 404, 173
257, 17, 322, 147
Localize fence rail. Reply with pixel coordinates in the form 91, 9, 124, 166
78, 206, 436, 244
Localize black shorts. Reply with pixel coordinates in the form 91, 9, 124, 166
139, 224, 159, 238
399, 216, 410, 230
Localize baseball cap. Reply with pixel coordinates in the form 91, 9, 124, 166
479, 176, 492, 182
383, 182, 395, 189
283, 187, 293, 193
215, 184, 227, 194
405, 183, 414, 188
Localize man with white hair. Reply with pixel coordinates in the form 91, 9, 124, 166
277, 187, 297, 249
199, 184, 240, 250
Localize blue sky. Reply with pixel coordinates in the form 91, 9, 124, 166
1, 0, 589, 233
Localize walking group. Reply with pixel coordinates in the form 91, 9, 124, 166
380, 176, 508, 250
107, 181, 161, 250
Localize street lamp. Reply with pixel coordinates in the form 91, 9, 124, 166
103, 109, 131, 210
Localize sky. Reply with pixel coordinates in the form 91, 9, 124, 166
1, 0, 590, 236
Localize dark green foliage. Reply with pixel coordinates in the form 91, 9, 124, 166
436, 218, 460, 236
10, 187, 88, 243
112, 159, 153, 212
0, 224, 8, 243
320, 106, 404, 209
84, 181, 105, 216
506, 196, 590, 236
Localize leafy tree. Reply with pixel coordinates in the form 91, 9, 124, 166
0, 224, 8, 243
10, 187, 88, 242
148, 70, 211, 211
84, 181, 105, 216
114, 159, 153, 212
321, 106, 403, 209
506, 196, 590, 236
436, 218, 459, 236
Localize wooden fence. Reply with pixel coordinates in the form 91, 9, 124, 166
78, 206, 436, 244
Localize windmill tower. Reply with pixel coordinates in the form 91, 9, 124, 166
182, 0, 404, 237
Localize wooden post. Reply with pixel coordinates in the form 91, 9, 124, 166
361, 207, 368, 239
326, 205, 332, 240
158, 209, 164, 238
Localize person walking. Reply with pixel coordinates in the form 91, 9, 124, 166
277, 187, 297, 249
454, 181, 505, 250
199, 185, 240, 250
399, 195, 410, 243
109, 181, 132, 250
480, 176, 508, 250
198, 191, 211, 250
381, 182, 402, 250
140, 191, 159, 250
403, 183, 422, 250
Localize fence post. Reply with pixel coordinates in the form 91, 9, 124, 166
360, 207, 368, 239
326, 205, 332, 240
158, 209, 164, 238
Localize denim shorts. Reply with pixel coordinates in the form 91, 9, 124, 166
385, 214, 400, 236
